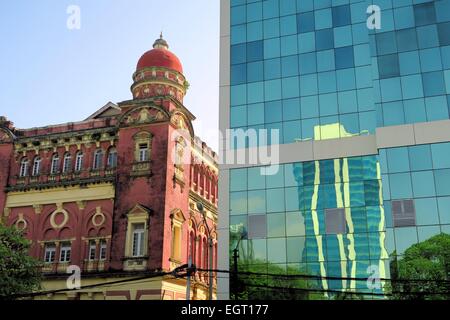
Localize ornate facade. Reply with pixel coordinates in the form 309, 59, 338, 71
0, 35, 218, 300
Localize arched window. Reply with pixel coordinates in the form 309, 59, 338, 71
32, 156, 41, 176
93, 149, 103, 170
75, 152, 83, 172
50, 154, 60, 174
63, 153, 72, 173
107, 147, 117, 168
19, 158, 29, 177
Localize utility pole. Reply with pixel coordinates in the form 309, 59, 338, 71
208, 237, 214, 300
232, 247, 239, 300
186, 256, 192, 300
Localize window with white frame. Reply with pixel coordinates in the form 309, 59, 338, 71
100, 240, 107, 260
75, 152, 83, 172
50, 154, 60, 174
88, 240, 96, 261
132, 223, 145, 257
63, 153, 72, 173
93, 149, 103, 170
44, 243, 56, 263
19, 158, 28, 177
107, 148, 117, 168
59, 242, 71, 262
32, 157, 41, 176
138, 144, 149, 162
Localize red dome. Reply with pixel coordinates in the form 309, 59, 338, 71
136, 48, 183, 74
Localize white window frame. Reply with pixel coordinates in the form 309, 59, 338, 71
100, 240, 107, 260
93, 150, 103, 170
107, 149, 117, 168
138, 144, 149, 162
19, 158, 28, 177
32, 157, 41, 176
51, 154, 60, 174
63, 153, 72, 173
75, 152, 83, 172
59, 243, 71, 262
132, 224, 145, 257
44, 244, 56, 263
88, 241, 96, 261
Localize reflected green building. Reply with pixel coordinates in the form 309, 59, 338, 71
219, 0, 450, 299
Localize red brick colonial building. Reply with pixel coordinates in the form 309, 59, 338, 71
0, 35, 218, 300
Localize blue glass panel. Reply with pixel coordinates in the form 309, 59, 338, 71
409, 144, 433, 171
315, 28, 334, 51
376, 32, 397, 55
411, 171, 436, 198
332, 5, 351, 27
335, 46, 354, 69
378, 54, 400, 79
230, 168, 247, 192
396, 28, 418, 52
435, 169, 450, 196
316, 49, 335, 72
231, 63, 247, 85
248, 166, 266, 190
264, 58, 281, 80
231, 44, 246, 65
297, 11, 315, 33
247, 61, 264, 82
389, 173, 413, 199
415, 197, 440, 226
413, 2, 436, 26
438, 22, 450, 46
265, 100, 283, 123
283, 98, 301, 121
247, 41, 264, 62
299, 52, 317, 74
283, 121, 301, 143
247, 103, 265, 125
387, 147, 410, 173
437, 196, 450, 224
431, 143, 450, 169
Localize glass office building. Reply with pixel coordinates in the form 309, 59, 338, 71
218, 0, 450, 299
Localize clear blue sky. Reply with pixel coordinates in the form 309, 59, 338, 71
0, 0, 220, 150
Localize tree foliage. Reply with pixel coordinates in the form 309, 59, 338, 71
0, 224, 42, 299
388, 233, 450, 300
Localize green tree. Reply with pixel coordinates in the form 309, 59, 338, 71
388, 233, 450, 300
0, 224, 42, 299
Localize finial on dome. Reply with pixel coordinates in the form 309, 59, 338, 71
153, 32, 169, 50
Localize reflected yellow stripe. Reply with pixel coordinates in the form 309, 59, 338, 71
311, 161, 328, 294
376, 162, 388, 281
343, 158, 357, 291
334, 159, 348, 291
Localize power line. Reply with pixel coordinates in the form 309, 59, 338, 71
197, 268, 450, 284
239, 282, 390, 297
8, 267, 187, 299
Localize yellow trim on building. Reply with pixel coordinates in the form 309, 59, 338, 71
5, 183, 115, 208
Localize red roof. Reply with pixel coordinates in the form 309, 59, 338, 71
136, 48, 183, 73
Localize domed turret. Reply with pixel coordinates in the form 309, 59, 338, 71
131, 34, 187, 102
